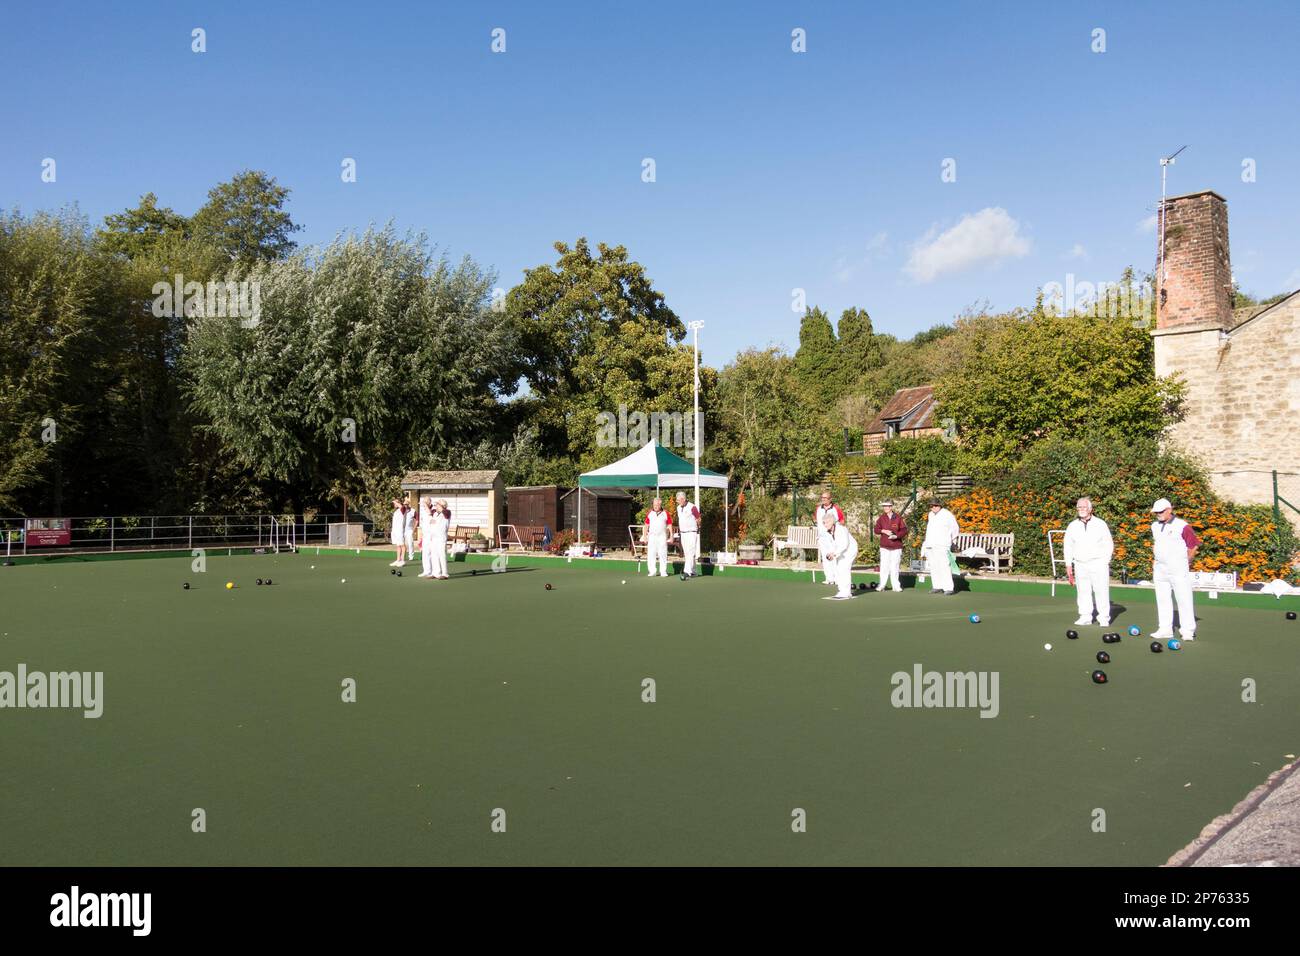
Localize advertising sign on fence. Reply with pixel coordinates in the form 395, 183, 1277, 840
25, 518, 71, 547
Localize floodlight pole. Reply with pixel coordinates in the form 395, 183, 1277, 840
688, 320, 704, 510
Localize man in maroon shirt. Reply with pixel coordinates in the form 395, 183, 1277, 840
873, 499, 907, 592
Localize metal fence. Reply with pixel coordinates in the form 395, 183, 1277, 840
0, 513, 376, 558
1275, 471, 1300, 549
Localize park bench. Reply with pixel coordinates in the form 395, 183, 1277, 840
771, 525, 821, 568
953, 532, 1015, 574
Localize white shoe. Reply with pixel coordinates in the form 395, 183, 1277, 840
389, 560, 400, 567
1150, 629, 1174, 640
1180, 631, 1195, 641
659, 573, 669, 578
1097, 619, 1110, 627
1074, 616, 1093, 626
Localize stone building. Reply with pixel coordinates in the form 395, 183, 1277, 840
1152, 190, 1300, 512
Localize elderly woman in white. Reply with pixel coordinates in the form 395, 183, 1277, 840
390, 498, 408, 567
822, 512, 859, 599
420, 499, 451, 580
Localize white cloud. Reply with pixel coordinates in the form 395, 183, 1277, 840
834, 231, 890, 282
904, 208, 1030, 283
1066, 243, 1088, 260
1137, 215, 1157, 234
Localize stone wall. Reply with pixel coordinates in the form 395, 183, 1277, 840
1153, 294, 1300, 515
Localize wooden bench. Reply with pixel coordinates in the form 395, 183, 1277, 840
771, 525, 821, 568
953, 532, 1014, 574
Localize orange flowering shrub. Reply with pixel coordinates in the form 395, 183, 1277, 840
939, 439, 1298, 584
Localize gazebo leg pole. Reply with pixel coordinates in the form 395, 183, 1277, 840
725, 488, 729, 552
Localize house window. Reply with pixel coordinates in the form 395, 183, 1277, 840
885, 420, 900, 440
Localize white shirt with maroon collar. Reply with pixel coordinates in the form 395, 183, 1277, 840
676, 502, 700, 533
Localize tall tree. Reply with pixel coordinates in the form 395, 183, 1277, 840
506, 238, 683, 456
184, 227, 517, 519
97, 193, 191, 260
792, 306, 838, 405
190, 170, 302, 266
935, 305, 1184, 469
715, 347, 839, 494
835, 306, 880, 387
0, 210, 120, 513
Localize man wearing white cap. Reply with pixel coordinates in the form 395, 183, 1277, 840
822, 511, 859, 599
921, 499, 960, 595
815, 490, 846, 587
1150, 498, 1200, 640
1063, 497, 1113, 626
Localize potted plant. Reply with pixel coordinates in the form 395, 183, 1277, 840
467, 532, 489, 553
737, 538, 765, 563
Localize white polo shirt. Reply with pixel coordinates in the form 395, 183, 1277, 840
1064, 516, 1113, 565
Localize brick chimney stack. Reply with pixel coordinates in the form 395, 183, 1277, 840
1156, 190, 1232, 330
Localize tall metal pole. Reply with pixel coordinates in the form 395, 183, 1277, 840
688, 320, 704, 509
1157, 145, 1188, 322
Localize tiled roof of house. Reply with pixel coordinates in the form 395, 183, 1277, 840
865, 385, 938, 434
401, 470, 500, 488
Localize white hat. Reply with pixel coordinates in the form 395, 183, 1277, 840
1151, 498, 1172, 513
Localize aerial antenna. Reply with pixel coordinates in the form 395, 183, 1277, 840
1157, 145, 1189, 295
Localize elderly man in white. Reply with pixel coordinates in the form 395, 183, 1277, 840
921, 499, 960, 595
822, 512, 859, 599
643, 497, 672, 578
1150, 497, 1201, 640
1063, 496, 1113, 627
674, 491, 702, 578
814, 490, 846, 587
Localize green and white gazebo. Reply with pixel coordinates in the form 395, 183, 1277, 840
577, 441, 731, 548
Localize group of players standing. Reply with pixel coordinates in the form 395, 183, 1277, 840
389, 497, 452, 580
812, 489, 1202, 637
390, 484, 1202, 639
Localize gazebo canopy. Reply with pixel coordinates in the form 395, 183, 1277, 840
578, 442, 728, 489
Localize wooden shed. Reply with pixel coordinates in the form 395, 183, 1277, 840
560, 486, 636, 550
400, 470, 504, 543
506, 485, 565, 531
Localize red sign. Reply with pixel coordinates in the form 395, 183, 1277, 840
27, 529, 71, 546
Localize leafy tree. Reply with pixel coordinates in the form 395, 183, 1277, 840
506, 238, 682, 457
835, 306, 881, 388
935, 306, 1183, 469
714, 347, 838, 495
184, 227, 516, 520
792, 306, 838, 404
877, 435, 958, 486
567, 317, 715, 473
98, 193, 191, 260
190, 170, 302, 266
0, 209, 125, 514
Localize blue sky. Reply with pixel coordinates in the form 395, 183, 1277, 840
3, 1, 1297, 365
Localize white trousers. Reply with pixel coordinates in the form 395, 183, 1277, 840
1155, 565, 1196, 635
924, 545, 954, 592
835, 553, 857, 597
1073, 558, 1111, 622
680, 531, 700, 575
820, 546, 837, 585
646, 535, 669, 576
424, 537, 448, 578
879, 548, 903, 591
